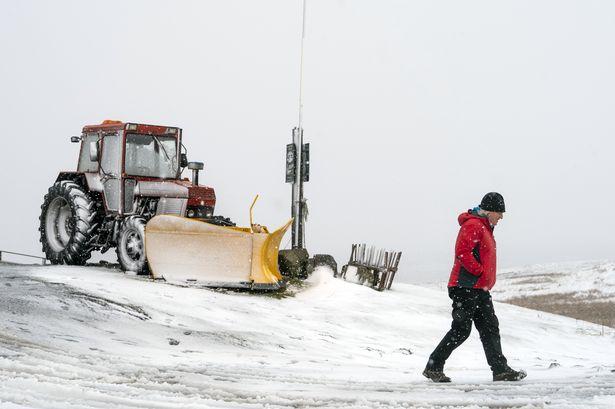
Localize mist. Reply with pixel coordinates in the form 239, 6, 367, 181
1, 0, 613, 283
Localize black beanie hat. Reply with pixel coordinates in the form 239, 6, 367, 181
480, 192, 505, 213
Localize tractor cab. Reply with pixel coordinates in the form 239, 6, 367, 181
70, 120, 216, 219
77, 120, 183, 179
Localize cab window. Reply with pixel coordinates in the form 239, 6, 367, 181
77, 133, 100, 172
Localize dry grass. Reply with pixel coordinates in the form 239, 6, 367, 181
508, 276, 557, 285
505, 293, 615, 329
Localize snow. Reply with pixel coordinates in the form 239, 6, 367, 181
492, 260, 615, 301
0, 263, 614, 408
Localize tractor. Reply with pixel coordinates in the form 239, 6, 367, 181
39, 120, 233, 274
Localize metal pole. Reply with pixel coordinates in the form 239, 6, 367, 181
192, 169, 199, 186
291, 127, 304, 249
0, 250, 48, 265
298, 0, 307, 131
291, 0, 308, 250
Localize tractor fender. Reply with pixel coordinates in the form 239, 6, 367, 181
55, 172, 87, 189
55, 172, 104, 193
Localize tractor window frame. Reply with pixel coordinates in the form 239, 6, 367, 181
100, 132, 122, 212
77, 133, 101, 173
124, 134, 180, 180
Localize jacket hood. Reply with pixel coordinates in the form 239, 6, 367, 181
458, 210, 491, 229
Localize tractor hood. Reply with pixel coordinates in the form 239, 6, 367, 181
134, 179, 216, 208
177, 180, 216, 208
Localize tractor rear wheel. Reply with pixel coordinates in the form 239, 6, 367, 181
39, 181, 99, 265
116, 216, 149, 275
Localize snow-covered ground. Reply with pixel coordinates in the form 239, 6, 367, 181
423, 261, 615, 327
0, 263, 614, 408
490, 261, 615, 329
492, 261, 615, 301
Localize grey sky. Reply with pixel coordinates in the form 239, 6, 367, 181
1, 0, 613, 283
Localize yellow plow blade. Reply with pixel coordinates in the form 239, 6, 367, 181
145, 215, 292, 289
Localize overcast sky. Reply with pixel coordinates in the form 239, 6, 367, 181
1, 0, 614, 283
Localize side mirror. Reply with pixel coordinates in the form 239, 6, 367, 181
71, 136, 81, 143
89, 141, 100, 162
180, 153, 188, 168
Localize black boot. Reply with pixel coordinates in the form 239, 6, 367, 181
422, 367, 451, 383
493, 367, 527, 381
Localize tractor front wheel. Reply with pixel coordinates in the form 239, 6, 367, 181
39, 181, 98, 265
116, 216, 149, 275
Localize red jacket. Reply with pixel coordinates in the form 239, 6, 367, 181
448, 211, 497, 291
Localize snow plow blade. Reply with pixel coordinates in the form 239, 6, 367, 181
145, 215, 293, 290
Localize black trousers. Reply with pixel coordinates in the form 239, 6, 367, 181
428, 287, 508, 373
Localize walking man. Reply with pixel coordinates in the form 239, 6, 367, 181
423, 192, 526, 382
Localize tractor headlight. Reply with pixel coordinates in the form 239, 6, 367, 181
187, 209, 195, 218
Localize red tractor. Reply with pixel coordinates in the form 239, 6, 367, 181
39, 120, 233, 274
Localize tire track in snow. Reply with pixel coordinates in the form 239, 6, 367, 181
1, 341, 614, 408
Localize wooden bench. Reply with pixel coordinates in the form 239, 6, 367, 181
340, 244, 402, 291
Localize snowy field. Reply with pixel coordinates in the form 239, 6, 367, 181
424, 261, 615, 328
0, 263, 614, 408
492, 261, 615, 302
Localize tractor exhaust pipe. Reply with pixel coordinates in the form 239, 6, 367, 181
188, 162, 204, 186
